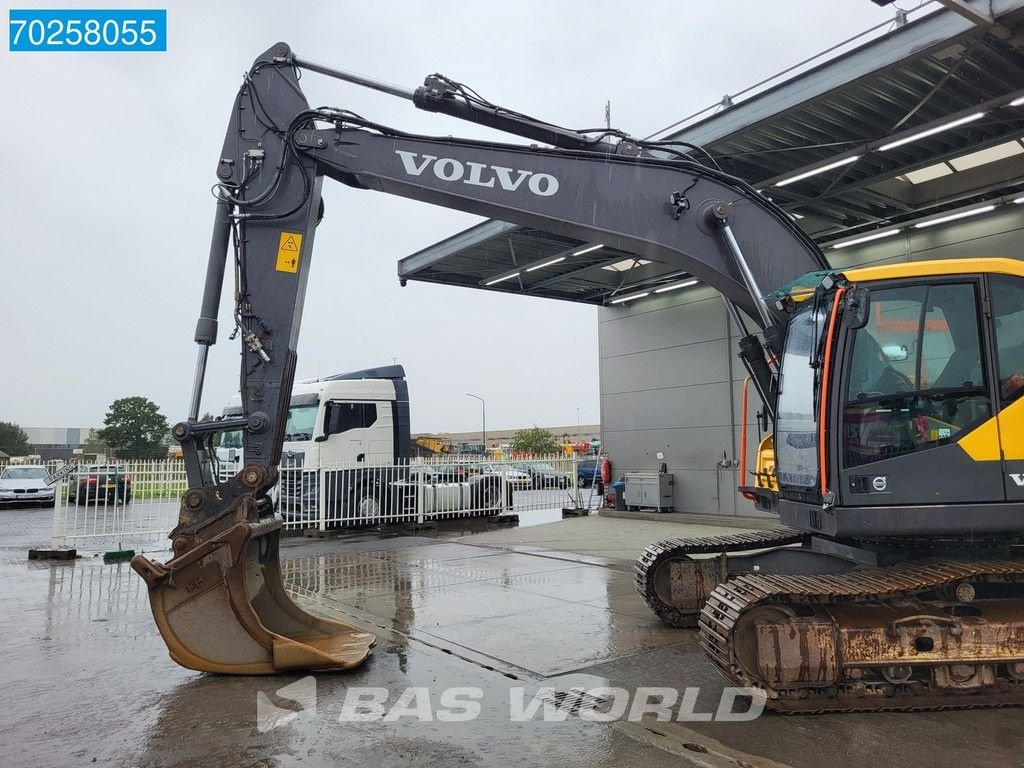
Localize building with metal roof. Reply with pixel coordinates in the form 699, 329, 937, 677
398, 0, 1024, 516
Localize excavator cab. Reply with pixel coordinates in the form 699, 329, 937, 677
774, 263, 1024, 536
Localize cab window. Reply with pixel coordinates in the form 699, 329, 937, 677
323, 402, 378, 436
990, 275, 1024, 407
842, 283, 990, 468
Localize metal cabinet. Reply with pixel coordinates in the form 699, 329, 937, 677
623, 472, 674, 512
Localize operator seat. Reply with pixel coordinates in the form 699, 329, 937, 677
933, 346, 983, 389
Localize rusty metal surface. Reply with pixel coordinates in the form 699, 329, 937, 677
634, 528, 808, 627
698, 558, 1024, 713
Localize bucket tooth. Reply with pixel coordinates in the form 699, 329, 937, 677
132, 500, 374, 675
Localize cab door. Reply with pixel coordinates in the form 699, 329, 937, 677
837, 279, 1004, 506
364, 402, 394, 461
321, 401, 378, 463
980, 274, 1024, 501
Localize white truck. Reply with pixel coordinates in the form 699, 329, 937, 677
217, 365, 512, 526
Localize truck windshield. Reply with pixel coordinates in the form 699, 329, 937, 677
284, 404, 318, 442
221, 430, 242, 448
775, 305, 827, 490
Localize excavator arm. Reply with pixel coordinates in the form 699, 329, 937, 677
131, 42, 828, 675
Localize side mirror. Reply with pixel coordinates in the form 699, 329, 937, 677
846, 286, 870, 329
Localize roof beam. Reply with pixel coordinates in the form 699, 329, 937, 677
936, 0, 1024, 50
668, 3, 1024, 146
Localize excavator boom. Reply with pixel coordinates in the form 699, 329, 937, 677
131, 41, 827, 676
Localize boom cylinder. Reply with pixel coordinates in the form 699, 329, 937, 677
188, 199, 232, 421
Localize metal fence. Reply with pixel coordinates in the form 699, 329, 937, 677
49, 460, 187, 553
48, 454, 606, 551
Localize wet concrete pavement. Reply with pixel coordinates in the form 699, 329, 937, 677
2, 508, 1022, 767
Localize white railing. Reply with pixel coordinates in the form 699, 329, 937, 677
50, 460, 186, 553
50, 454, 607, 550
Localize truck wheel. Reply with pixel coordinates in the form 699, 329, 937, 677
353, 487, 381, 521
473, 478, 502, 510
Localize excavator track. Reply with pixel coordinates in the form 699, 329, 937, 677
635, 528, 808, 627
699, 558, 1024, 713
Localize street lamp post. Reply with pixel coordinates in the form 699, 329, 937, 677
576, 408, 580, 443
466, 393, 485, 453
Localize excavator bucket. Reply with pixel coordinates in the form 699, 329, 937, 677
131, 487, 375, 674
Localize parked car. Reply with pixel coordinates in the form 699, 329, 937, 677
433, 463, 486, 483
0, 465, 56, 507
68, 465, 132, 505
476, 463, 532, 490
577, 458, 604, 488
515, 462, 569, 489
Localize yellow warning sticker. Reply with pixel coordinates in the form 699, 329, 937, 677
276, 232, 302, 273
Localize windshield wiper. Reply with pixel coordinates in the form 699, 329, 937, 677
851, 385, 986, 406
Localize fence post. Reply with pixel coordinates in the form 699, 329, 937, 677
317, 461, 327, 532
416, 465, 425, 525
50, 475, 67, 550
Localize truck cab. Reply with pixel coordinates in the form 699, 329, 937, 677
217, 365, 410, 480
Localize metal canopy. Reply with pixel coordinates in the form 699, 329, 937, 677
398, 221, 693, 306
398, 2, 1024, 306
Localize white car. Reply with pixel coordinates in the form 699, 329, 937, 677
477, 463, 532, 490
0, 465, 55, 507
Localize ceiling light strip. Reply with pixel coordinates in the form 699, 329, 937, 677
525, 256, 566, 272
654, 279, 699, 293
572, 244, 604, 256
913, 205, 995, 229
774, 155, 860, 187
484, 272, 521, 286
878, 112, 985, 152
609, 291, 650, 305
831, 229, 901, 249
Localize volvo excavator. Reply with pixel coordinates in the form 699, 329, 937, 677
132, 44, 1024, 714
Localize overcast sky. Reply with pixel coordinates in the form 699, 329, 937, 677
0, 0, 913, 434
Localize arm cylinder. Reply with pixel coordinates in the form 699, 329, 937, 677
194, 199, 232, 345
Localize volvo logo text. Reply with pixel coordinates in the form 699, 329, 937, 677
1010, 473, 1024, 487
395, 151, 559, 197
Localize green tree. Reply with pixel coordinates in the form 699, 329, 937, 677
511, 426, 558, 455
98, 397, 170, 459
82, 428, 109, 455
0, 422, 30, 456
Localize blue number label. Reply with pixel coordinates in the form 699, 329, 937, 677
9, 10, 166, 52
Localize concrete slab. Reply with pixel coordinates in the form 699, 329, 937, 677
599, 508, 783, 530
456, 514, 760, 562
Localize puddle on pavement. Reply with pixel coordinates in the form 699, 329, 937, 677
0, 556, 680, 768
281, 539, 687, 678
